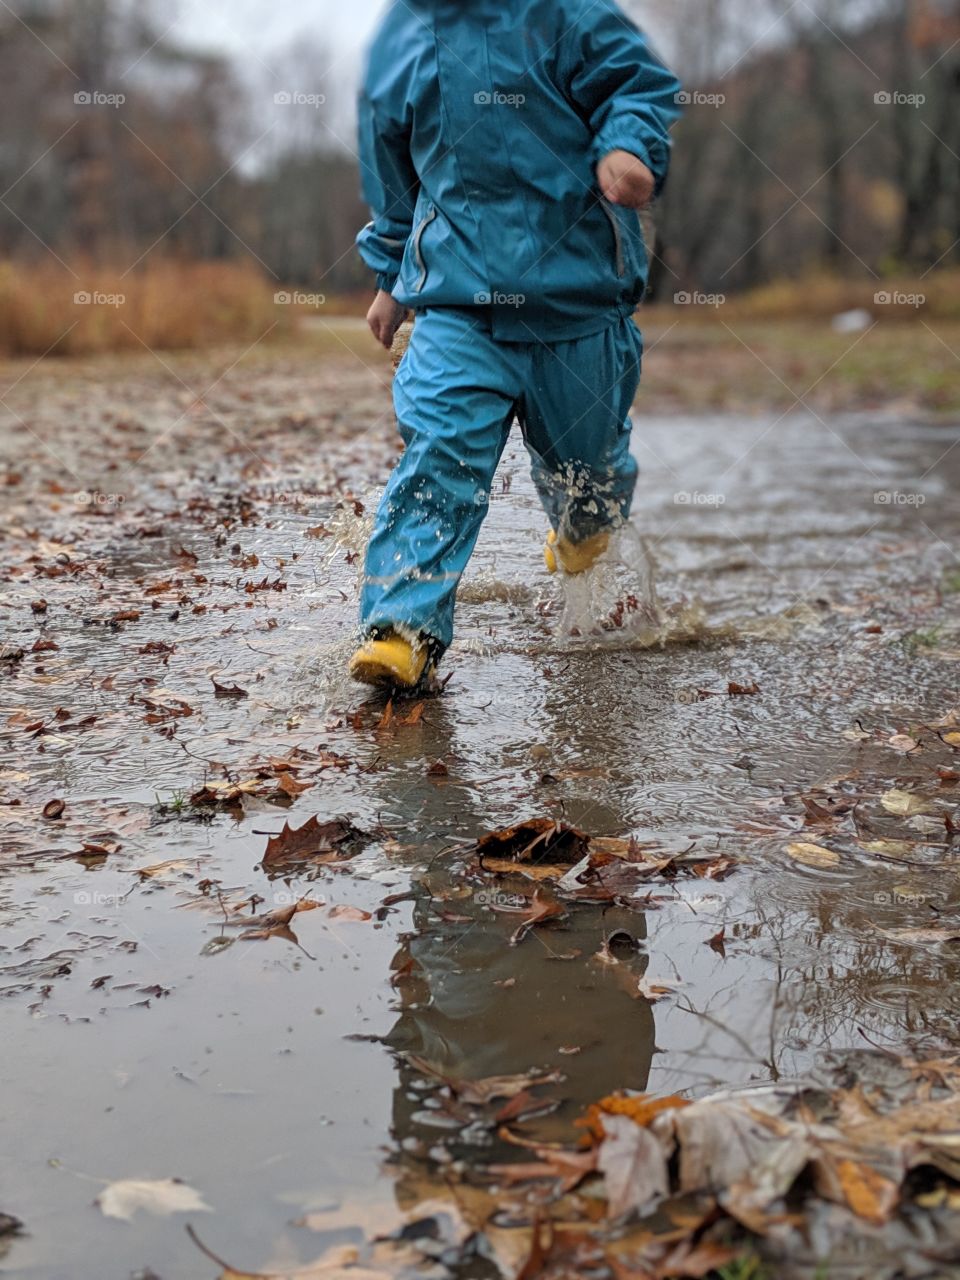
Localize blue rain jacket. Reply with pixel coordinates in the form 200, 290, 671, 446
356, 0, 682, 342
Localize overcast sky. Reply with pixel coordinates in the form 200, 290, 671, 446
172, 0, 388, 68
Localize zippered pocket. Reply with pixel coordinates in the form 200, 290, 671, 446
600, 200, 626, 278
412, 204, 437, 293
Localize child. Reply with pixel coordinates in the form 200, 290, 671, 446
350, 0, 681, 688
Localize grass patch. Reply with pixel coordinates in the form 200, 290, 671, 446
0, 258, 292, 357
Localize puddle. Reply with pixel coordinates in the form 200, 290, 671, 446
1, 344, 960, 1276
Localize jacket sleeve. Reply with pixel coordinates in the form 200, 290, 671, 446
356, 92, 420, 293
564, 0, 683, 197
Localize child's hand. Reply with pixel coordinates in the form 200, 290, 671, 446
597, 150, 656, 209
367, 290, 409, 349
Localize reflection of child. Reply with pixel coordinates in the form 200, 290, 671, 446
351, 0, 682, 689
386, 882, 655, 1147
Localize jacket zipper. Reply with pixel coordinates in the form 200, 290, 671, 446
413, 205, 437, 292
600, 200, 626, 278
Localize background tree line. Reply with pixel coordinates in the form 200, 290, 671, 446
0, 0, 957, 299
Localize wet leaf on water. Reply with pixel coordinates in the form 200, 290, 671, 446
887, 733, 920, 753
376, 700, 424, 730
728, 681, 760, 696
190, 779, 262, 806
477, 818, 590, 869
96, 1177, 211, 1221
880, 789, 940, 817
857, 839, 917, 857
706, 927, 726, 957
327, 904, 372, 922
403, 1054, 562, 1105
136, 858, 192, 879
212, 678, 248, 699
188, 1228, 390, 1279
487, 1147, 596, 1195
636, 976, 679, 1002
272, 771, 312, 799
785, 841, 840, 868
879, 926, 960, 945
509, 888, 565, 946
262, 816, 365, 867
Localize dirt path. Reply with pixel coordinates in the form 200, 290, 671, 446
2, 328, 960, 1278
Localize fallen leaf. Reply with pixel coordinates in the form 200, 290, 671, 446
597, 1113, 669, 1217
637, 976, 679, 1002
785, 841, 840, 868
880, 927, 960, 945
404, 1054, 562, 1105
328, 904, 372, 922
96, 1177, 211, 1221
477, 818, 590, 869
262, 816, 364, 867
509, 889, 565, 946
706, 927, 726, 957
880, 789, 940, 817
212, 679, 248, 699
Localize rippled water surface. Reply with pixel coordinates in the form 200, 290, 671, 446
1, 335, 959, 1277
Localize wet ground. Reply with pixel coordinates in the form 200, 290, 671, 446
2, 323, 960, 1278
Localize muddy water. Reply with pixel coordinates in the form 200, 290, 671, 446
2, 339, 960, 1277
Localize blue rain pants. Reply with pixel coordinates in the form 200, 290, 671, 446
359, 307, 643, 654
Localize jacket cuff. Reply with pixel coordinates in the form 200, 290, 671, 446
376, 273, 399, 293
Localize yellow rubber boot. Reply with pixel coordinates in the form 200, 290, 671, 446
544, 529, 610, 575
349, 634, 431, 689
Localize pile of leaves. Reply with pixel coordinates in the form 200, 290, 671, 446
471, 818, 737, 906
185, 1053, 960, 1278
